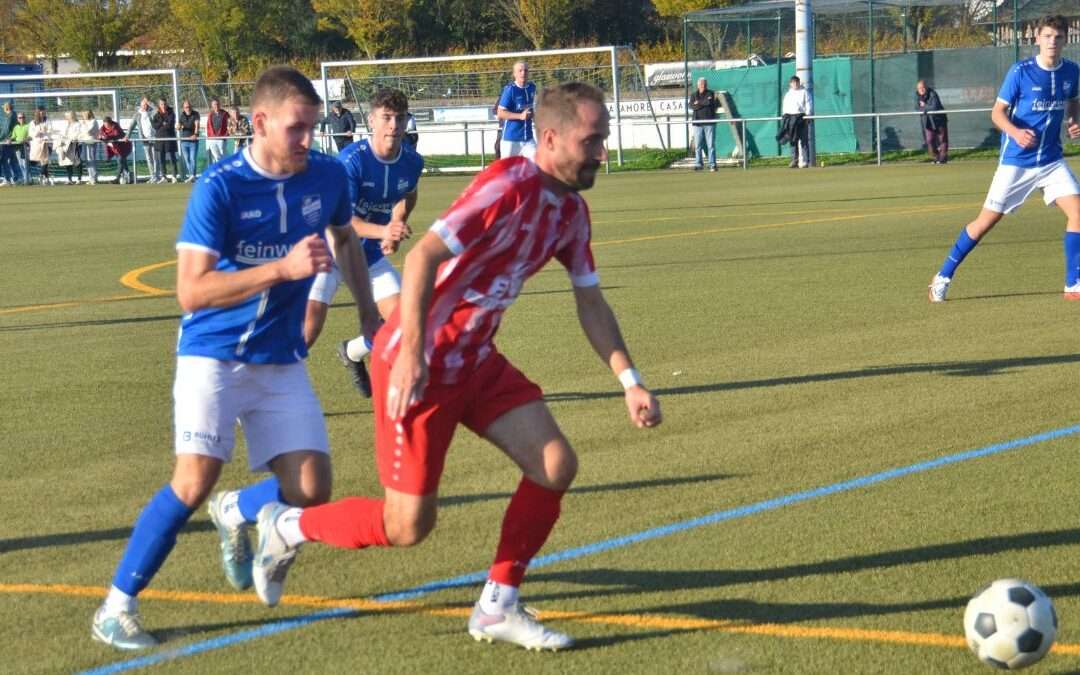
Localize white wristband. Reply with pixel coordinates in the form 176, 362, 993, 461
617, 368, 642, 390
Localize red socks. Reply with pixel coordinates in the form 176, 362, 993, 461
299, 497, 390, 549
488, 478, 565, 587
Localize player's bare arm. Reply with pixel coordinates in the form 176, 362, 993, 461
1066, 98, 1080, 139
571, 284, 662, 429
176, 233, 331, 312
991, 100, 1037, 149
326, 223, 382, 340
386, 232, 455, 419
382, 189, 418, 255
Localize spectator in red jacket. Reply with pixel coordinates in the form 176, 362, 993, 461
205, 97, 229, 164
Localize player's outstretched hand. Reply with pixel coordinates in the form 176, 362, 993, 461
387, 351, 427, 420
625, 386, 661, 429
279, 234, 332, 280
1012, 128, 1038, 149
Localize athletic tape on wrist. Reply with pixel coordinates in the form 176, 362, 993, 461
617, 368, 642, 390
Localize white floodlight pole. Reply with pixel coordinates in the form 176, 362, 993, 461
610, 46, 623, 166
795, 0, 816, 166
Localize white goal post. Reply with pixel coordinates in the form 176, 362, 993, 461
4, 88, 119, 122
321, 47, 633, 165
0, 69, 180, 116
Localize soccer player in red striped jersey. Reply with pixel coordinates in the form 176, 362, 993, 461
250, 82, 662, 651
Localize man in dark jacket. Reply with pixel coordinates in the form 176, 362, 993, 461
689, 77, 718, 171
916, 80, 948, 164
152, 99, 179, 182
322, 101, 356, 152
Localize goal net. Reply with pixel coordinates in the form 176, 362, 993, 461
320, 46, 658, 171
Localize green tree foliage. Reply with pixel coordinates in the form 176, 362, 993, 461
10, 0, 144, 71
493, 0, 574, 50
312, 0, 411, 59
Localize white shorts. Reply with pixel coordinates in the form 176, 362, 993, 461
173, 356, 329, 471
983, 160, 1080, 214
500, 139, 536, 160
308, 256, 401, 305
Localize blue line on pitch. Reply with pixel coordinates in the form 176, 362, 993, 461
84, 424, 1080, 673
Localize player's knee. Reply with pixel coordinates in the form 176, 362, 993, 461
550, 445, 578, 490
282, 482, 332, 508
169, 475, 216, 508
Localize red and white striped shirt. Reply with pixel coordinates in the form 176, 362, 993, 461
378, 157, 598, 384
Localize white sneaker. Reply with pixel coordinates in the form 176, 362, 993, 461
467, 602, 574, 651
928, 274, 951, 303
91, 605, 159, 650
252, 502, 298, 607
1064, 283, 1080, 300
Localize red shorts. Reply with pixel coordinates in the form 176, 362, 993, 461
371, 351, 543, 495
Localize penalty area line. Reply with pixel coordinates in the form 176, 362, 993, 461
79, 423, 1080, 673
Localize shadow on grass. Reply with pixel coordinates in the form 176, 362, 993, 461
152, 615, 316, 643
525, 527, 1080, 618
438, 472, 736, 508
0, 312, 178, 332
0, 520, 215, 554
546, 352, 1080, 404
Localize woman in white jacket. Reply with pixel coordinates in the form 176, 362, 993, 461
78, 110, 100, 184
57, 110, 81, 184
27, 108, 52, 185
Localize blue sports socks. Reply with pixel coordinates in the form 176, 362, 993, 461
1064, 232, 1080, 287
111, 485, 195, 596
236, 477, 284, 523
939, 227, 978, 279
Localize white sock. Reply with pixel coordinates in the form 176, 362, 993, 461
275, 507, 308, 548
103, 586, 136, 615
345, 336, 372, 362
216, 490, 246, 529
478, 580, 519, 615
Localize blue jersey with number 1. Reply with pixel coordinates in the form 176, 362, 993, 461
996, 57, 1079, 168
175, 148, 352, 364
337, 139, 423, 266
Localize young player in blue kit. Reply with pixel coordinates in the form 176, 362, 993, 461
91, 66, 382, 650
304, 89, 424, 396
929, 14, 1080, 302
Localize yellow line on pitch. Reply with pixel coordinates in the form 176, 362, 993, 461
2, 201, 972, 315
592, 202, 975, 247
4, 582, 1079, 657
119, 259, 176, 296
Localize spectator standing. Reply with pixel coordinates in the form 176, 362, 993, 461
57, 110, 81, 184
78, 110, 100, 184
177, 99, 200, 182
153, 98, 179, 183
780, 76, 812, 169
689, 77, 718, 171
130, 97, 159, 183
496, 61, 537, 159
10, 111, 30, 184
227, 105, 252, 151
0, 102, 18, 185
28, 108, 53, 185
916, 80, 949, 164
322, 101, 356, 152
205, 97, 228, 164
99, 116, 132, 184
403, 111, 418, 147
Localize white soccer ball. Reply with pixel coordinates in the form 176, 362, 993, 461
964, 578, 1057, 670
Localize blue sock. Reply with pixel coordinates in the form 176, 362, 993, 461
111, 485, 194, 596
939, 227, 978, 279
236, 477, 284, 523
1064, 232, 1080, 287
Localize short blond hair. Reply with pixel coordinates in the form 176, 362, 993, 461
534, 82, 606, 135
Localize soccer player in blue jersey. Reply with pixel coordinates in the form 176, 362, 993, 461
929, 14, 1080, 302
497, 61, 537, 159
91, 66, 381, 650
304, 89, 424, 396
